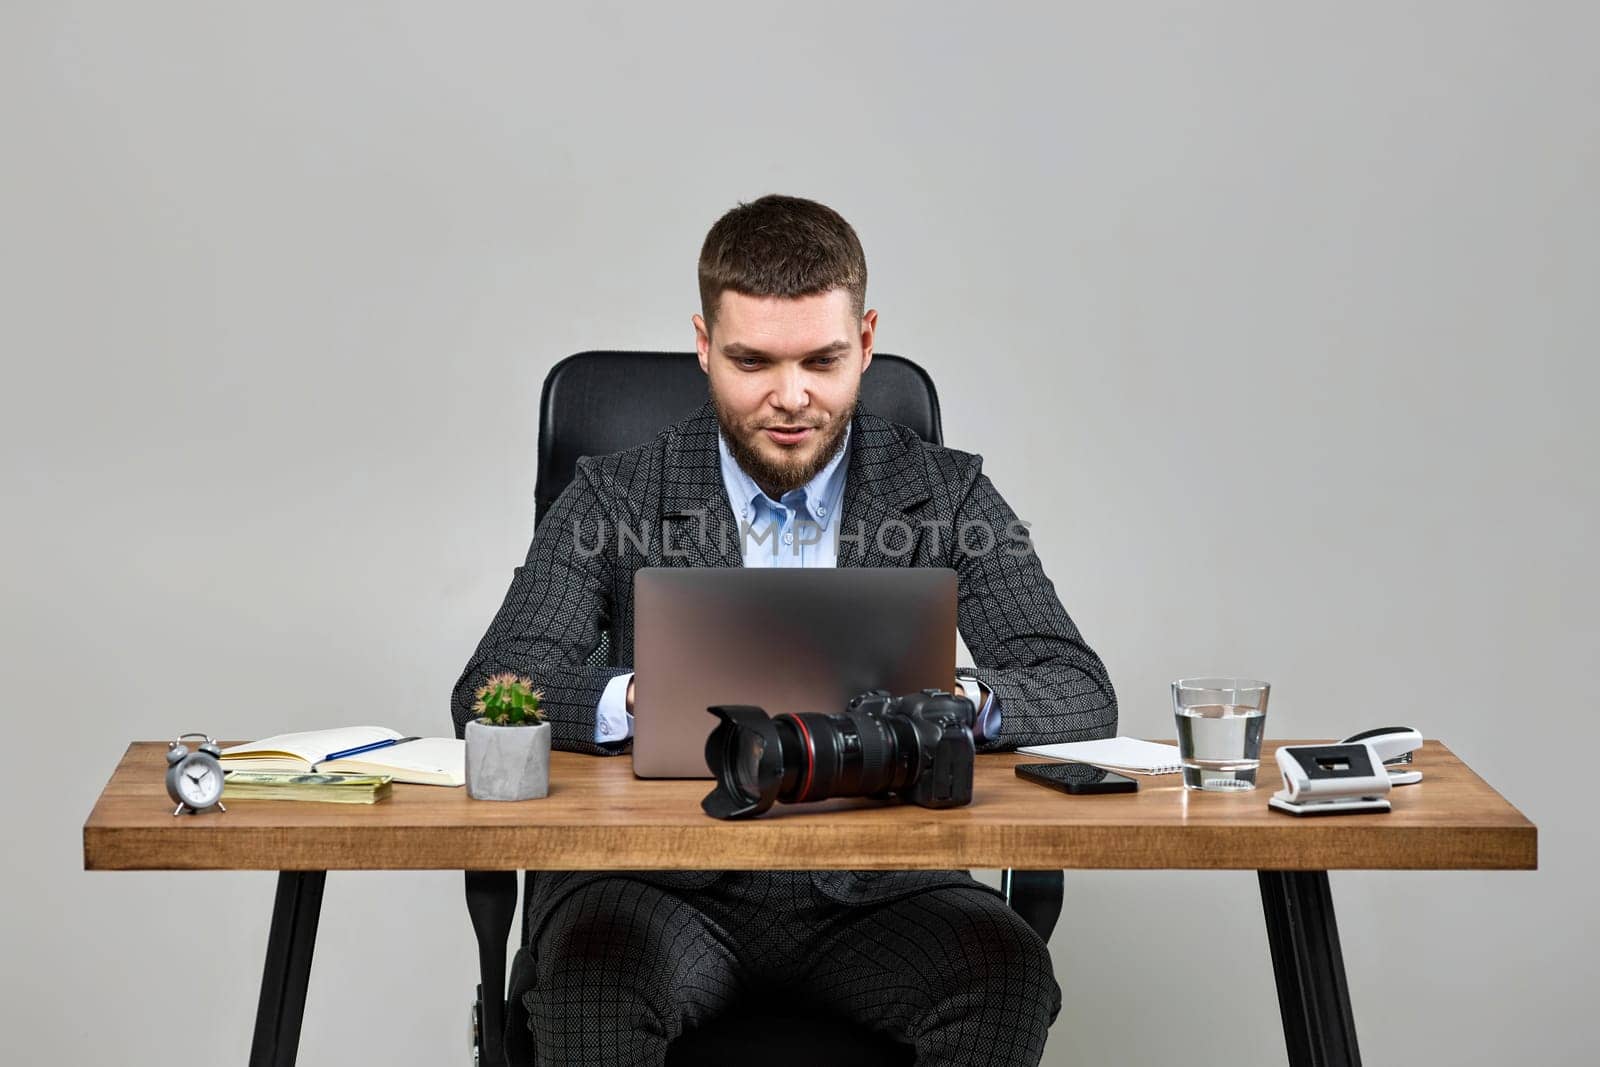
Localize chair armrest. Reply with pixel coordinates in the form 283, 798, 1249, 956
465, 870, 519, 1067
1000, 869, 1064, 942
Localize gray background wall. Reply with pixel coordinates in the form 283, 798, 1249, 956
3, 2, 1594, 1063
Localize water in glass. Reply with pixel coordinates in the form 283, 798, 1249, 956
1175, 703, 1266, 791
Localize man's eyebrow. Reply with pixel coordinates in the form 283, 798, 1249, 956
721, 341, 852, 359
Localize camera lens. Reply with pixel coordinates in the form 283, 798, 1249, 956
777, 710, 908, 804
733, 733, 766, 798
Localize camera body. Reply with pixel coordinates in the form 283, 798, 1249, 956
843, 688, 976, 809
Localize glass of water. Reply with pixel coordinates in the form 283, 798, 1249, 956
1172, 677, 1270, 791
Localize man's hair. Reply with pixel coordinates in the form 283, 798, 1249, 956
697, 194, 867, 333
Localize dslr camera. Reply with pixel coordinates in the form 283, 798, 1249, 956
701, 687, 977, 819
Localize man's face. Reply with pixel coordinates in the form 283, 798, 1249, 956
694, 289, 876, 498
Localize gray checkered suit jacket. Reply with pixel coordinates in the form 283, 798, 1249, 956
452, 399, 1117, 937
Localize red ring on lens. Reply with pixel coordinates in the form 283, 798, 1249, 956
790, 715, 818, 802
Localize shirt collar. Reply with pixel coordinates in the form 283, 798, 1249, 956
718, 423, 852, 529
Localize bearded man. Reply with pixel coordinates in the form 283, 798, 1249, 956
454, 194, 1117, 1066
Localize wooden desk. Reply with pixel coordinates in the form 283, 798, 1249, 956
85, 741, 1535, 1067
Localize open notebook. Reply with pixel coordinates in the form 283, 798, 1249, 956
1016, 737, 1184, 775
219, 726, 464, 786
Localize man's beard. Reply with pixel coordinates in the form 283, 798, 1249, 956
712, 392, 857, 498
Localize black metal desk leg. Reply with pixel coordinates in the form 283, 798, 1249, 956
250, 871, 327, 1067
465, 870, 519, 1067
999, 869, 1065, 942
1258, 871, 1362, 1067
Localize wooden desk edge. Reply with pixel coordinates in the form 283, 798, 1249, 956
83, 823, 1537, 873
83, 740, 1538, 873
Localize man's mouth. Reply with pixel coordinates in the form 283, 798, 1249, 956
763, 425, 815, 445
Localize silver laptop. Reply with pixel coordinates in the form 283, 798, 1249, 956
631, 567, 957, 778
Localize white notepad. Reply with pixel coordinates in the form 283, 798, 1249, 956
1016, 737, 1184, 775
219, 727, 465, 786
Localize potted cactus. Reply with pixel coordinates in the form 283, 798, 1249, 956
465, 672, 552, 801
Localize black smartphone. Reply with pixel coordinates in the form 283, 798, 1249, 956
1015, 762, 1138, 794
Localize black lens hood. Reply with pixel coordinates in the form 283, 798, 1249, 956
701, 704, 784, 819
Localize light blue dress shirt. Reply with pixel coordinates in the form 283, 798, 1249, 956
595, 426, 999, 742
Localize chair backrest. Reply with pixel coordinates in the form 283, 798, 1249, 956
534, 350, 943, 523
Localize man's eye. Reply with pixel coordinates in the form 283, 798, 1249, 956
811, 356, 838, 367
737, 357, 764, 369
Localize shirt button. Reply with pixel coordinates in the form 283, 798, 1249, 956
783, 532, 794, 544
816, 503, 827, 516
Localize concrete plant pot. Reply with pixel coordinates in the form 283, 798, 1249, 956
465, 719, 552, 801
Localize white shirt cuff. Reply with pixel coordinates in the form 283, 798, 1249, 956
595, 672, 635, 743
957, 676, 1001, 743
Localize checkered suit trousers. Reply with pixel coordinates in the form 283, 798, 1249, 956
510, 871, 1061, 1066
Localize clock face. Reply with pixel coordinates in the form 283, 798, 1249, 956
176, 757, 223, 807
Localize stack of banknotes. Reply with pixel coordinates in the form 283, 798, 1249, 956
221, 771, 393, 804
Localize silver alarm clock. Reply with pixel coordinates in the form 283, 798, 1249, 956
166, 733, 227, 816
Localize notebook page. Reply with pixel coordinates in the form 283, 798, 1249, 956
1016, 737, 1183, 775
320, 737, 465, 786
220, 726, 403, 767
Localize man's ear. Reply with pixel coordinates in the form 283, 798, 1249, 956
693, 313, 711, 374
859, 308, 878, 374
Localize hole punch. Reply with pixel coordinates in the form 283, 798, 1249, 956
1269, 743, 1393, 816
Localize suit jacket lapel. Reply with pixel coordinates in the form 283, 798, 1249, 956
659, 401, 743, 568
835, 407, 932, 569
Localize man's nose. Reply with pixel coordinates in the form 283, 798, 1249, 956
770, 365, 811, 414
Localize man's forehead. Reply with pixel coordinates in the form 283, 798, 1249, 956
712, 289, 858, 354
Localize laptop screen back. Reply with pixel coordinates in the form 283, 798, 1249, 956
632, 567, 957, 778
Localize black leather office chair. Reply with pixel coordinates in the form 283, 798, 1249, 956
465, 351, 1064, 1066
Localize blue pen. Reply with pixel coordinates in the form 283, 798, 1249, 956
322, 737, 420, 762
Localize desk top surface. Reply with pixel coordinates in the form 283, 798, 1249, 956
83, 741, 1535, 872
